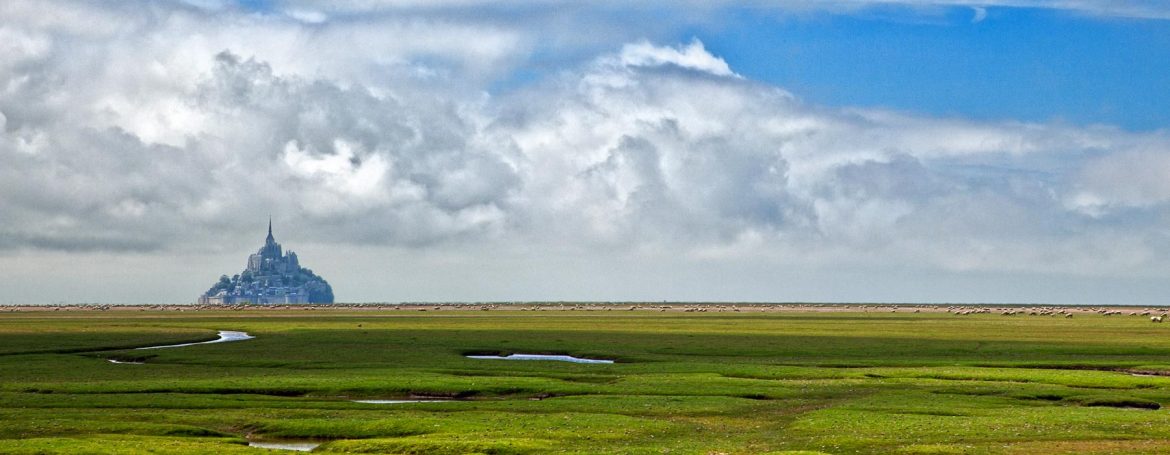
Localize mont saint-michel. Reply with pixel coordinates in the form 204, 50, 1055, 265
198, 221, 333, 304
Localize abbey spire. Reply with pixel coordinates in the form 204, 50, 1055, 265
258, 218, 282, 260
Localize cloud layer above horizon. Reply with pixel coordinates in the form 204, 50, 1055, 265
2, 0, 1170, 303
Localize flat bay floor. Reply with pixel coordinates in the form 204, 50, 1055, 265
4, 306, 1170, 453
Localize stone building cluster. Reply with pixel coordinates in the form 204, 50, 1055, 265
199, 221, 334, 304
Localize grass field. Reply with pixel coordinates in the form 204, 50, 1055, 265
4, 305, 1170, 454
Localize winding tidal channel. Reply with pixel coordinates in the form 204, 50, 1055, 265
135, 330, 254, 350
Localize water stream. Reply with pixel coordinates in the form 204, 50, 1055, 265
466, 353, 613, 364
135, 330, 254, 350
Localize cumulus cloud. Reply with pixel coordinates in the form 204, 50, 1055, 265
0, 4, 522, 251
610, 40, 739, 78
3, 0, 1170, 285
484, 41, 1170, 274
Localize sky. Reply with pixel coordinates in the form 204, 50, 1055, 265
2, 0, 1170, 305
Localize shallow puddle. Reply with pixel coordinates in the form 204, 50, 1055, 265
466, 353, 613, 364
248, 441, 320, 451
136, 330, 254, 350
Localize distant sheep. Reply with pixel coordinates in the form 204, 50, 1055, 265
1152, 316, 1164, 323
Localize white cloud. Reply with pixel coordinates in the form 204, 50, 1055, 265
248, 1, 1170, 21
489, 40, 1170, 276
282, 139, 393, 203
1068, 144, 1170, 212
888, 0, 1170, 20
971, 6, 988, 22
285, 8, 328, 24
2, 1, 1170, 303
4, 17, 1169, 276
612, 40, 739, 78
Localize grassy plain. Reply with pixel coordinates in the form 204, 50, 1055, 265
4, 305, 1170, 454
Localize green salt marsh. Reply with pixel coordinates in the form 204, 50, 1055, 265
3, 306, 1170, 453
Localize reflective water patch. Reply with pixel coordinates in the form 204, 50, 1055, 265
247, 441, 320, 451
466, 353, 613, 364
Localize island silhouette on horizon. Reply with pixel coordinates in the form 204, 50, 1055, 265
199, 220, 333, 304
